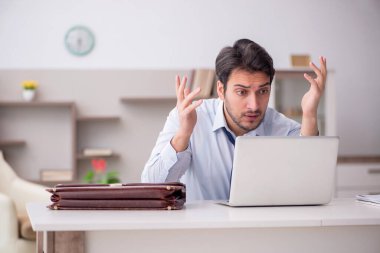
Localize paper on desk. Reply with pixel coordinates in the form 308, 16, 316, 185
356, 194, 380, 205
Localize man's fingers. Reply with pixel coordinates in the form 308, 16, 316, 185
177, 76, 187, 102
181, 75, 187, 87
304, 73, 318, 89
304, 73, 314, 83
175, 75, 180, 95
309, 61, 322, 78
178, 87, 201, 111
182, 99, 203, 115
175, 73, 201, 112
184, 87, 191, 97
320, 56, 327, 77
182, 87, 201, 107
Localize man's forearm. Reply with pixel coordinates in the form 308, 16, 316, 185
300, 114, 319, 136
171, 131, 191, 152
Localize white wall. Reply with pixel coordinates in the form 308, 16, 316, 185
0, 0, 379, 155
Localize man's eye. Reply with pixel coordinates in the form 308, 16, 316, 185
236, 90, 247, 96
258, 89, 270, 95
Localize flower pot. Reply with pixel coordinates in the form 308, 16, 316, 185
22, 89, 36, 102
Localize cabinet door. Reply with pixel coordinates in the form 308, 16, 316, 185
336, 163, 380, 197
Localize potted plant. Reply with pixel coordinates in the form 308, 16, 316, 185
83, 159, 121, 184
21, 80, 38, 102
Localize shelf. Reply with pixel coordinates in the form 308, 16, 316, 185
77, 116, 121, 122
338, 156, 380, 164
76, 153, 120, 160
0, 140, 26, 147
120, 97, 176, 103
0, 101, 75, 107
275, 70, 314, 79
277, 68, 314, 72
39, 169, 73, 182
275, 68, 334, 80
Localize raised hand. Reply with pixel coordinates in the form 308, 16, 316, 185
171, 75, 203, 152
301, 56, 327, 117
300, 56, 327, 136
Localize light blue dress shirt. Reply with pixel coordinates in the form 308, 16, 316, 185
141, 98, 301, 201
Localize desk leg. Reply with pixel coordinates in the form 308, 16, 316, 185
43, 231, 84, 253
46, 232, 54, 253
55, 231, 84, 253
36, 231, 43, 253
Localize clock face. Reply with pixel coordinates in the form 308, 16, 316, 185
64, 26, 95, 56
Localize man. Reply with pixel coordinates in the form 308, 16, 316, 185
141, 38, 327, 201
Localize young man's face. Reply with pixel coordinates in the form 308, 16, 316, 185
217, 69, 271, 136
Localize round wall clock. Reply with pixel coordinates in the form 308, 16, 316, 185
64, 26, 95, 56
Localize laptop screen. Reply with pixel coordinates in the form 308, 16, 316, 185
228, 136, 339, 206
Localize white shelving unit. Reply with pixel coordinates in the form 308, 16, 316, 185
0, 101, 76, 181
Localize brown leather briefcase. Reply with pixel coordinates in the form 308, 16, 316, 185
46, 182, 186, 210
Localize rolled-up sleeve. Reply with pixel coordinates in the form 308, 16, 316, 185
288, 125, 301, 136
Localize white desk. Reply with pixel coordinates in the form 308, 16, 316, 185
27, 198, 380, 253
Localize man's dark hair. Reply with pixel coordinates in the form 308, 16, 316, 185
215, 39, 275, 89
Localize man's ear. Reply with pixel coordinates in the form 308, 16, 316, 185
217, 81, 225, 100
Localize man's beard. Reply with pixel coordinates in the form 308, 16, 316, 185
224, 100, 265, 133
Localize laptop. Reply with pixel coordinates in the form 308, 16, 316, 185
224, 136, 339, 207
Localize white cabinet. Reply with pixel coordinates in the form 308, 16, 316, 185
270, 69, 336, 136
336, 160, 380, 197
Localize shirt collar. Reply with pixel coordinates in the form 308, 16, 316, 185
212, 99, 266, 136
212, 99, 228, 132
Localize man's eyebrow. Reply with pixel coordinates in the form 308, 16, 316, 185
233, 83, 270, 88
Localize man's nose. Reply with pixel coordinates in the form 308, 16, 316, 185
246, 93, 259, 110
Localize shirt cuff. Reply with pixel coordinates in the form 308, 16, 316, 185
160, 140, 190, 163
160, 141, 179, 166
